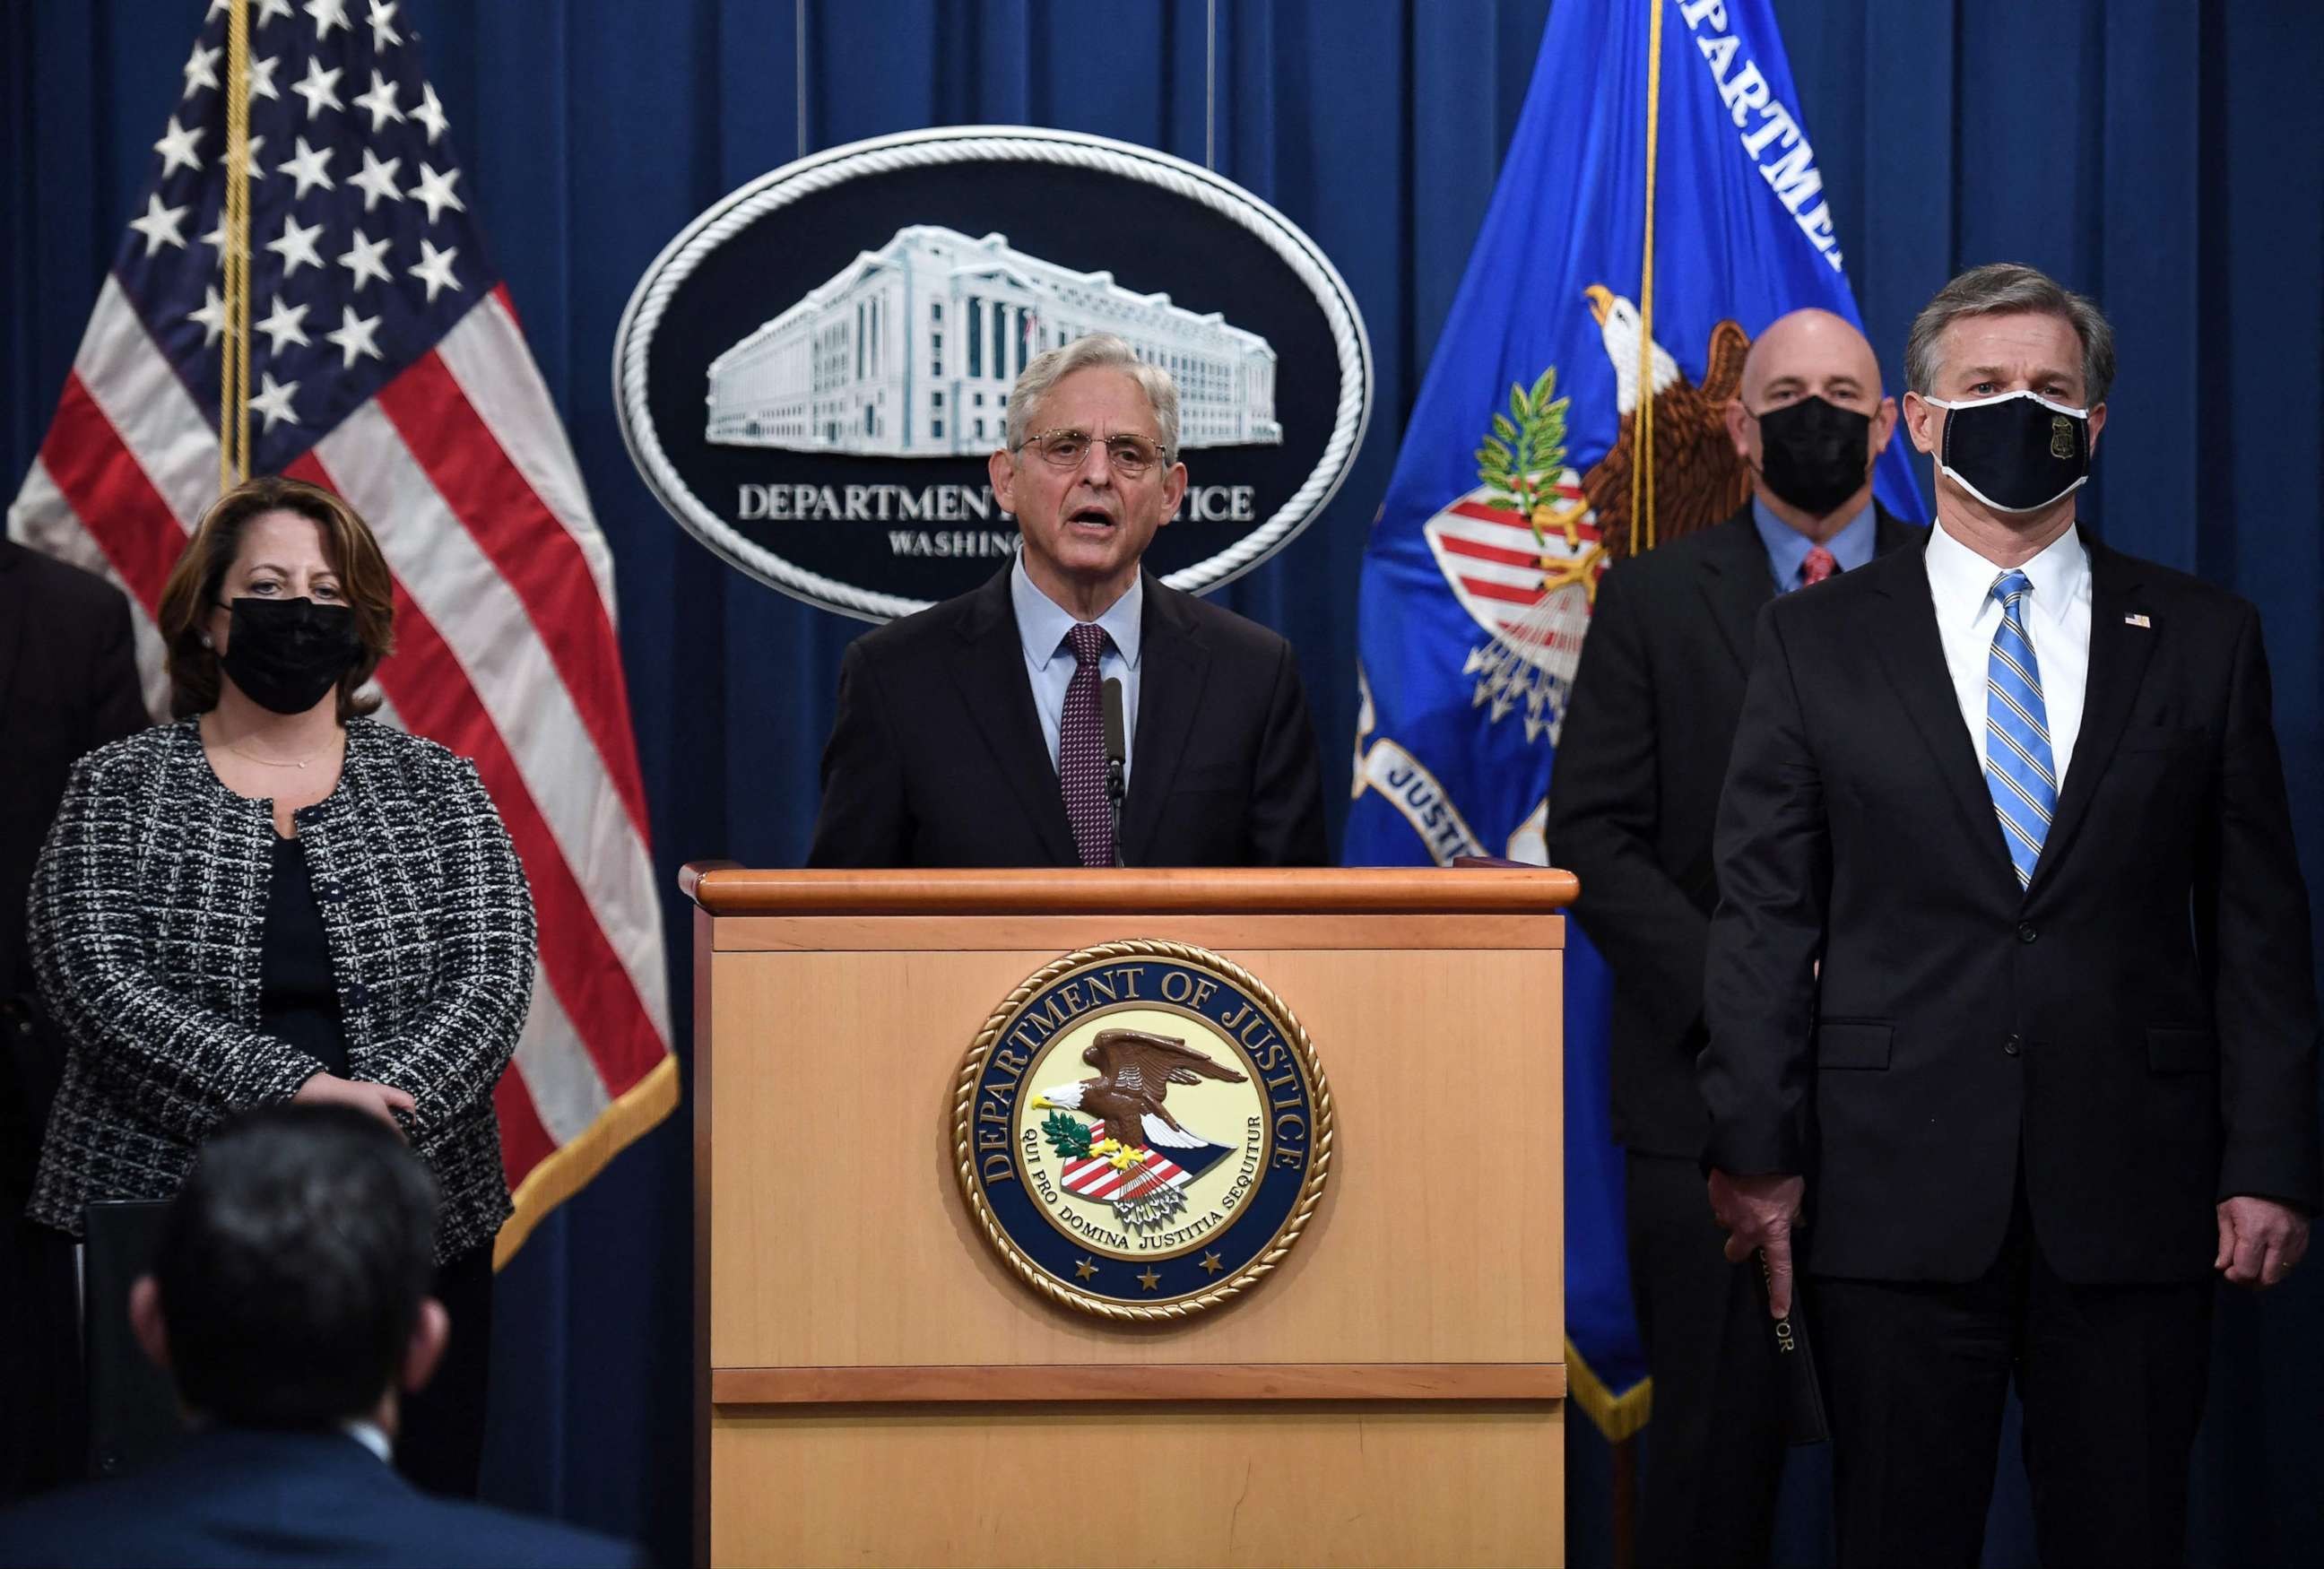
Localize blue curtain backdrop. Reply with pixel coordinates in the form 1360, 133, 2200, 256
5, 3, 2320, 1565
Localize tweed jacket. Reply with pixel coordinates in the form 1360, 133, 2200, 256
27, 716, 535, 1261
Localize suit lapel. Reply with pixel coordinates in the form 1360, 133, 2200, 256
945, 570, 1077, 864
1864, 546, 2020, 889
1694, 512, 1773, 673
1121, 576, 1210, 864
2026, 539, 2154, 897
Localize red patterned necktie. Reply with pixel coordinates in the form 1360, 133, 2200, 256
1801, 545, 1838, 587
1057, 622, 1114, 867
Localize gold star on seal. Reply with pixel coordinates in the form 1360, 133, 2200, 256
1199, 1251, 1224, 1275
1072, 1257, 1098, 1281
1138, 1267, 1162, 1291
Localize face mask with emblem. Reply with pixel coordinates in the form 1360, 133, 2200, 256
1921, 389, 2091, 513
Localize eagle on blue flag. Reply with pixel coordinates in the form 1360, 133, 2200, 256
1347, 0, 1925, 1438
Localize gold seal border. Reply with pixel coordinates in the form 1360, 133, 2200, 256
953, 941, 1335, 1322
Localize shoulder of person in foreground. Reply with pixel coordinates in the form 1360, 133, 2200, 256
0, 1442, 651, 1569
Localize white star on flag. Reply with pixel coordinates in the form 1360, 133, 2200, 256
255, 293, 312, 353
233, 134, 270, 185
250, 55, 282, 100
349, 146, 403, 210
352, 69, 404, 131
409, 238, 462, 302
323, 306, 385, 368
336, 226, 394, 290
247, 371, 301, 431
368, 0, 403, 51
265, 212, 325, 275
128, 193, 190, 256
409, 162, 464, 223
304, 0, 351, 39
256, 0, 296, 25
183, 41, 221, 99
291, 56, 343, 119
189, 285, 230, 346
153, 117, 206, 178
413, 82, 448, 144
198, 214, 251, 264
277, 137, 335, 197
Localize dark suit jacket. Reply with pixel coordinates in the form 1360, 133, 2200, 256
1, 541, 150, 1001
807, 566, 1328, 868
0, 1426, 646, 1568
1548, 505, 1921, 1158
1, 541, 149, 1208
1701, 530, 2320, 1285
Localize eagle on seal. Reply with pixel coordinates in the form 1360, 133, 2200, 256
1033, 1028, 1246, 1153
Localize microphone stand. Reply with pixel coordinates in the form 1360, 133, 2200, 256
1106, 758, 1126, 869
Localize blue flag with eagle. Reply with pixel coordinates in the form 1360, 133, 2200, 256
1347, 0, 1926, 1439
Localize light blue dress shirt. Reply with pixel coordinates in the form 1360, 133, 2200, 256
1010, 556, 1142, 786
1751, 495, 1877, 593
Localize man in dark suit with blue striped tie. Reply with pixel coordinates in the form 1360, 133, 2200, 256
1701, 264, 2318, 1568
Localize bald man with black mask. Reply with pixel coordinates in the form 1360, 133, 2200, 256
1549, 309, 1921, 1567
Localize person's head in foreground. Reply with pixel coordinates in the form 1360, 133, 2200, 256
133, 1104, 446, 1437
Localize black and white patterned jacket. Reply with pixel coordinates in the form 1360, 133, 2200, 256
27, 716, 535, 1261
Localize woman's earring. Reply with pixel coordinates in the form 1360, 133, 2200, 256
199, 632, 213, 650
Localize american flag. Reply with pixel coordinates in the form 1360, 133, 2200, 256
5, 0, 675, 1264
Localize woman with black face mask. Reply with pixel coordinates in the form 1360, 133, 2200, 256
24, 475, 535, 1502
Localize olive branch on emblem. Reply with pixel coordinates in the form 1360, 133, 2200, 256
1475, 368, 1576, 550
1039, 1110, 1093, 1161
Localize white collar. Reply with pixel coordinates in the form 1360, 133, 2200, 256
341, 1418, 394, 1464
1925, 513, 2089, 628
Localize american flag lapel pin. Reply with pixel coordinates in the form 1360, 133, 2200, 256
2124, 613, 2153, 629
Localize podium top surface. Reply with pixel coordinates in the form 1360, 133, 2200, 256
679, 863, 1578, 916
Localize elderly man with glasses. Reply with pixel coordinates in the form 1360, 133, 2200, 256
808, 333, 1328, 870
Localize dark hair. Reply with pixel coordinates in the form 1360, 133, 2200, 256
153, 1105, 438, 1428
1903, 262, 2117, 406
155, 475, 397, 719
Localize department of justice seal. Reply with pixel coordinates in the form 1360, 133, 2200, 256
954, 942, 1332, 1320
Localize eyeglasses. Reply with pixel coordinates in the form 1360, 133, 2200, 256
1019, 428, 1168, 478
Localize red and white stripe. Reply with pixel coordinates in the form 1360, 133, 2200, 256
8, 279, 672, 1219
1059, 1141, 1194, 1201
1422, 482, 1600, 672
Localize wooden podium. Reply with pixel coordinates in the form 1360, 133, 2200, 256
685, 865, 1575, 1569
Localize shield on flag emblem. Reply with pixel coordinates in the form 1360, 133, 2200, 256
1422, 472, 1601, 742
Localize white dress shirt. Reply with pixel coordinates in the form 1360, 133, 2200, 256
1010, 556, 1142, 786
1923, 515, 2093, 783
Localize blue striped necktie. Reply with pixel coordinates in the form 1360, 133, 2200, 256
1984, 569, 2057, 889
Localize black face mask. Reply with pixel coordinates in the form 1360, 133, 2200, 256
218, 597, 363, 715
1749, 395, 1874, 516
1923, 391, 2091, 513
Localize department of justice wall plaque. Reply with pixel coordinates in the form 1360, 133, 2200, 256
954, 942, 1333, 1319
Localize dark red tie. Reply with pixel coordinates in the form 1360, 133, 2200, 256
1057, 622, 1114, 867
1801, 545, 1837, 587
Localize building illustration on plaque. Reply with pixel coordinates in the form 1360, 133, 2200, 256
705, 225, 1281, 457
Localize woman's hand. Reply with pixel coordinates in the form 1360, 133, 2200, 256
291, 1072, 418, 1138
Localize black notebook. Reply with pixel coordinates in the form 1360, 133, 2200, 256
1756, 1247, 1830, 1446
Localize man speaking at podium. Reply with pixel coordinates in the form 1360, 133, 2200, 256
808, 333, 1327, 870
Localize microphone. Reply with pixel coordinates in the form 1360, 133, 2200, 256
1101, 678, 1127, 869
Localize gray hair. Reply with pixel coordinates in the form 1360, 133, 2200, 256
1904, 263, 2116, 406
1003, 333, 1182, 464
